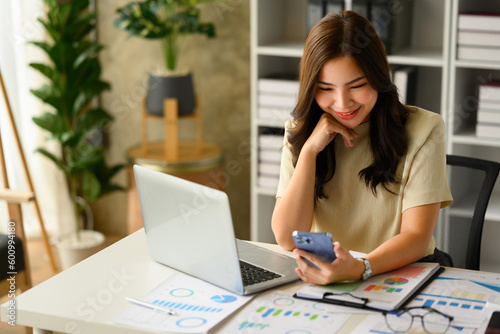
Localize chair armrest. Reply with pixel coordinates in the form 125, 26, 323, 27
0, 189, 34, 203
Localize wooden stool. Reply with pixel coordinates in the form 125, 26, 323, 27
141, 95, 203, 161
130, 96, 225, 233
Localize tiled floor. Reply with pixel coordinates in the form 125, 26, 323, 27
0, 234, 125, 334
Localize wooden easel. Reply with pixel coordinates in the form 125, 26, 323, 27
141, 96, 203, 161
0, 70, 58, 271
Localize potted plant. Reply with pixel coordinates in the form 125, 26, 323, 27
29, 0, 124, 269
114, 0, 217, 116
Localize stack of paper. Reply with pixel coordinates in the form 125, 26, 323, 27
257, 77, 298, 124
476, 82, 500, 139
457, 13, 500, 62
258, 133, 284, 190
392, 66, 417, 105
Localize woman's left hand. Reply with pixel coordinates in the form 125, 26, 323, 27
293, 242, 364, 284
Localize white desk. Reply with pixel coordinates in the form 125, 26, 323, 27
0, 230, 305, 334
0, 230, 496, 333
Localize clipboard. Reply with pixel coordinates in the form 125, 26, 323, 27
293, 265, 445, 312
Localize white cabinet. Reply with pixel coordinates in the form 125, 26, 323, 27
250, 0, 307, 243
251, 0, 500, 272
250, 0, 452, 244
447, 0, 500, 272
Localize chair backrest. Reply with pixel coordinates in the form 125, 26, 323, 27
434, 155, 500, 270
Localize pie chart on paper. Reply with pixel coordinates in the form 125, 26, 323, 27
211, 295, 238, 303
384, 277, 409, 285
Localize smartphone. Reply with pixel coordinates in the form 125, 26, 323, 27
486, 311, 500, 334
292, 231, 336, 268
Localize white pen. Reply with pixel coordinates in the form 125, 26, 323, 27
125, 297, 177, 315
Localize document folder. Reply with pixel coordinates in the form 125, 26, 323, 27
294, 262, 443, 311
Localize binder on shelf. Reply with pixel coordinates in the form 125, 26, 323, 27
306, 0, 414, 54
369, 0, 413, 55
307, 0, 325, 33
294, 262, 442, 312
392, 66, 417, 105
325, 0, 344, 15
307, 0, 344, 33
352, 0, 369, 19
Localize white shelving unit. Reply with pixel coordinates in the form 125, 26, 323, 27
251, 0, 500, 274
250, 0, 308, 243
447, 0, 500, 272
250, 0, 452, 244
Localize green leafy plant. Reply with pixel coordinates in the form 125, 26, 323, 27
114, 0, 217, 72
29, 0, 124, 237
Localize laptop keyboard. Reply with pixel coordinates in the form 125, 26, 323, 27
239, 260, 282, 286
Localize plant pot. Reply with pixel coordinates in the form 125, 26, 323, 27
146, 72, 195, 116
55, 230, 105, 270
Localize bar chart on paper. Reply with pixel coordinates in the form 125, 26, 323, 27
223, 291, 352, 333
150, 298, 225, 313
407, 276, 500, 328
112, 273, 252, 333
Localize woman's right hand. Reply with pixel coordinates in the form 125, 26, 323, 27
303, 113, 359, 156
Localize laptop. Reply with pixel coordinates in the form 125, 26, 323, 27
133, 164, 299, 295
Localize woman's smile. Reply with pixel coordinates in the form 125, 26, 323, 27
335, 106, 361, 119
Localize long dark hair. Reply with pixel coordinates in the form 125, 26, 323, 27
289, 11, 409, 200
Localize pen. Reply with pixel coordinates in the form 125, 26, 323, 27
125, 297, 177, 315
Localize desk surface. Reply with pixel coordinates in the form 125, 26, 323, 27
1, 230, 496, 333
0, 230, 365, 334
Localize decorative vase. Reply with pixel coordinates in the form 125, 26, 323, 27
146, 72, 196, 116
55, 230, 105, 270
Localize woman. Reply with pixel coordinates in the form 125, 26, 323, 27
271, 11, 453, 285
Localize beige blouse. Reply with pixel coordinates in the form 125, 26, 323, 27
276, 107, 453, 256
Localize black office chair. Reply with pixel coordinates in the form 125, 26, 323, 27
433, 155, 500, 270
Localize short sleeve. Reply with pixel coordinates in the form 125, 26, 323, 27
402, 116, 453, 212
276, 121, 295, 198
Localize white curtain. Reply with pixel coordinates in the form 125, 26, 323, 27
0, 0, 75, 237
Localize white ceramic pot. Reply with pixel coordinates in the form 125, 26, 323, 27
56, 230, 105, 270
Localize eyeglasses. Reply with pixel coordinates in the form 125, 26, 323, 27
383, 307, 454, 334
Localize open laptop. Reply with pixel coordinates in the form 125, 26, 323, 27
133, 165, 299, 295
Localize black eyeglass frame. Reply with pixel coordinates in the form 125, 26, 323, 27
383, 306, 454, 334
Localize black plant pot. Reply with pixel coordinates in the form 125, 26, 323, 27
146, 73, 195, 116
